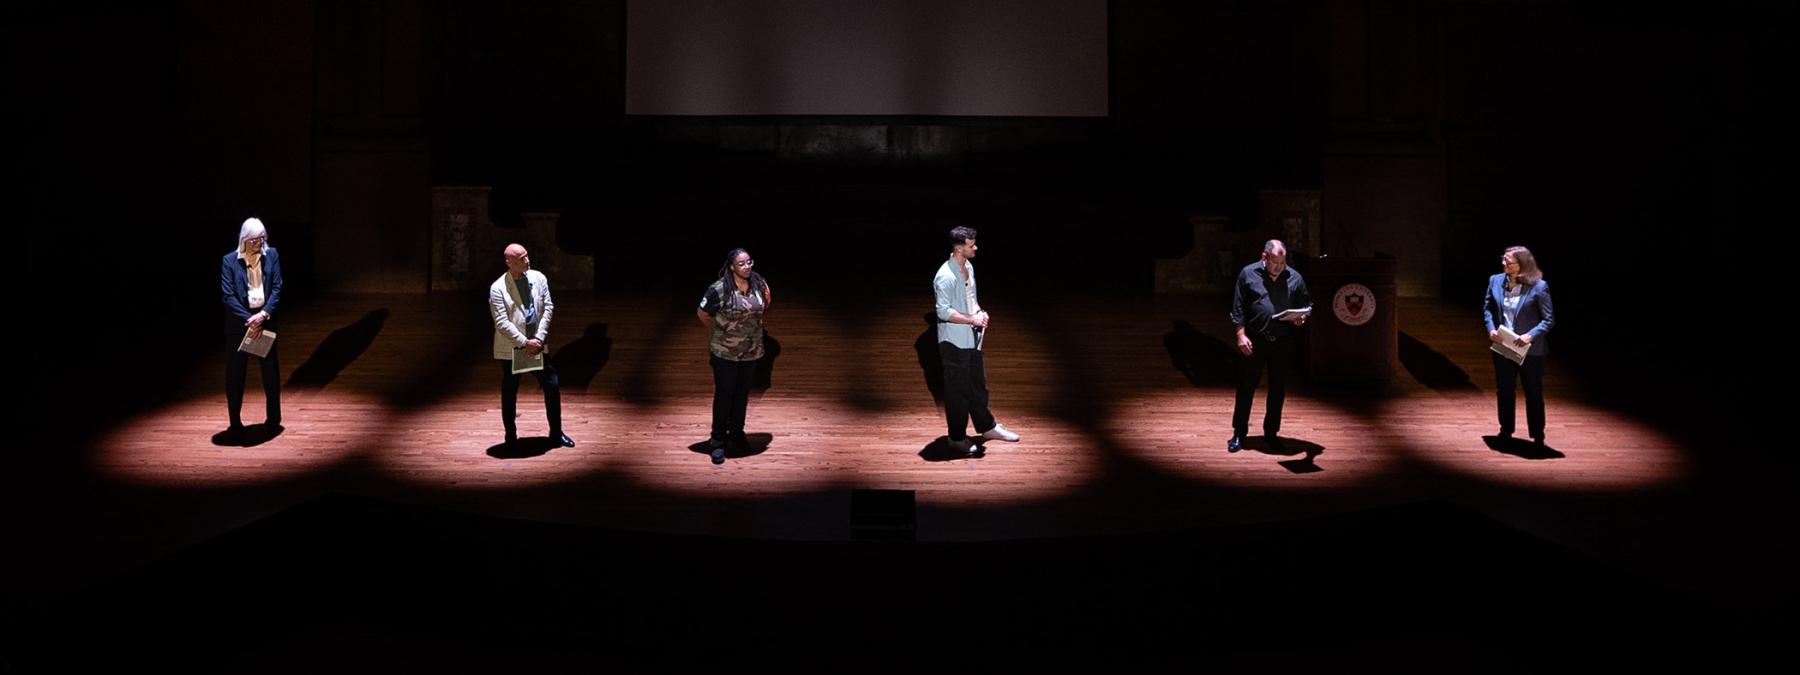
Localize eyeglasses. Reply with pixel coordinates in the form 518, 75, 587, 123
734, 259, 755, 269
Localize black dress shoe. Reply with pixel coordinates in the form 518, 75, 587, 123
1266, 435, 1286, 453
1530, 434, 1545, 445
711, 446, 726, 464
950, 437, 981, 456
1227, 435, 1243, 453
216, 426, 248, 446
504, 431, 518, 444
555, 433, 576, 447
727, 431, 750, 451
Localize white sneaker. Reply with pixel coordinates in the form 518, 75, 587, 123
979, 423, 1020, 442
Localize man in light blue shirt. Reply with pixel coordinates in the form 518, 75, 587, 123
933, 226, 1020, 455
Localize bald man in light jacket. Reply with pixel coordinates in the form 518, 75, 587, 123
490, 243, 573, 447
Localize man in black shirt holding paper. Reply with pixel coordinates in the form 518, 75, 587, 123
1228, 240, 1312, 453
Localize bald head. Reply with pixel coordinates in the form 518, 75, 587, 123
1261, 239, 1288, 279
504, 243, 530, 278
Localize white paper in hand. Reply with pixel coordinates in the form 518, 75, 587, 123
240, 328, 277, 358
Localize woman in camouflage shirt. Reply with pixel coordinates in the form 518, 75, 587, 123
696, 248, 772, 464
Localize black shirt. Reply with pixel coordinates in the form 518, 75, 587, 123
1231, 261, 1311, 340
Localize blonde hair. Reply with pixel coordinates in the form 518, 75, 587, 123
237, 218, 269, 255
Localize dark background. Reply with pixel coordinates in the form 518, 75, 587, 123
11, 0, 1787, 663
20, 0, 1775, 450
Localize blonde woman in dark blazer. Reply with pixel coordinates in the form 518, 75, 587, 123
221, 217, 282, 434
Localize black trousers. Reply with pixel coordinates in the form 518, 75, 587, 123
225, 326, 281, 428
501, 359, 562, 436
938, 342, 995, 441
1232, 334, 1294, 437
709, 355, 760, 440
1492, 352, 1547, 439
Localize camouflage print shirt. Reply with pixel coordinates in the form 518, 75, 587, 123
699, 278, 767, 361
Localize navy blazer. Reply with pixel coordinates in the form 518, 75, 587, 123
221, 247, 283, 324
1483, 273, 1553, 356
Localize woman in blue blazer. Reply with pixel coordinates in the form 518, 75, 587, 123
1483, 246, 1553, 443
221, 218, 283, 433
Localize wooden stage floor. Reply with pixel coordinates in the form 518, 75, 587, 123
36, 288, 1791, 612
